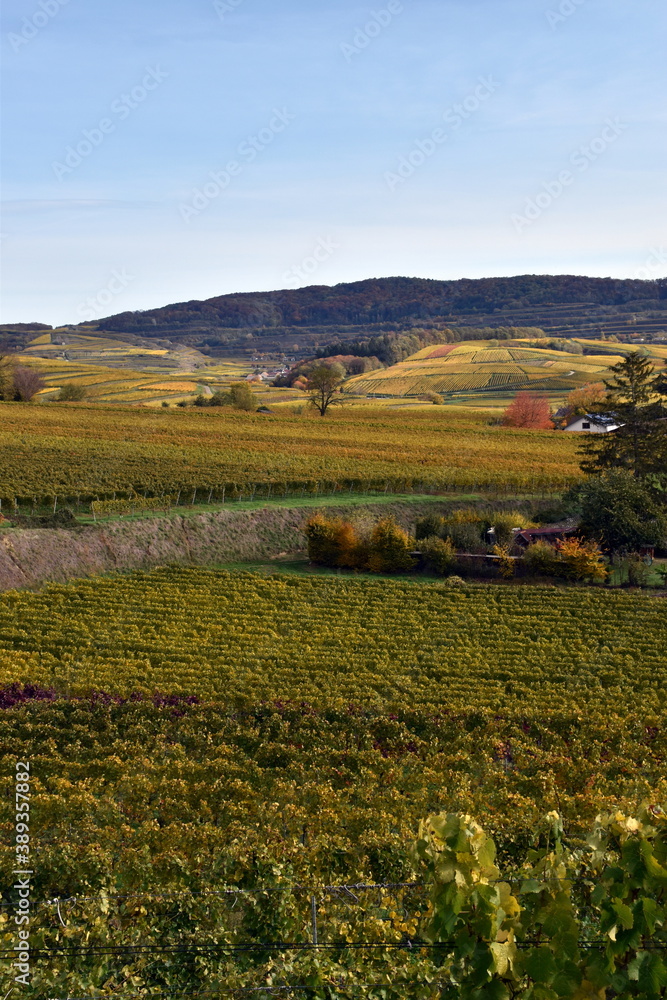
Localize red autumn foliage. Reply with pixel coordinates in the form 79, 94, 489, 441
502, 392, 554, 430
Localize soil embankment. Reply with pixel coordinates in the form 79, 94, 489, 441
0, 500, 449, 591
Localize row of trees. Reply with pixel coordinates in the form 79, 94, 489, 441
188, 382, 258, 411
305, 514, 418, 573
305, 510, 612, 583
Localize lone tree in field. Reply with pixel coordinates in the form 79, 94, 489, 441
502, 391, 553, 429
306, 362, 346, 417
225, 382, 258, 411
580, 352, 667, 478
12, 366, 45, 402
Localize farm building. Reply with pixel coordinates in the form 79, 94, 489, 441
513, 523, 579, 549
563, 414, 619, 432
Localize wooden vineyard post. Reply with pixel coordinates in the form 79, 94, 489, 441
311, 896, 318, 947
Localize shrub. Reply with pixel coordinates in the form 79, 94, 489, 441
304, 514, 345, 567
422, 391, 444, 405
367, 517, 416, 574
420, 536, 456, 575
334, 520, 365, 569
208, 391, 228, 407
201, 384, 259, 411
492, 544, 515, 579
415, 514, 445, 541
57, 382, 86, 402
445, 508, 484, 525
522, 540, 559, 576
304, 515, 362, 568
555, 537, 607, 582
442, 574, 465, 586
626, 554, 651, 588
443, 520, 485, 554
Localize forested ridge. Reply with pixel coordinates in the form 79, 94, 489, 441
97, 274, 666, 333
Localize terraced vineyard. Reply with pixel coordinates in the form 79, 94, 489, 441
345, 341, 667, 399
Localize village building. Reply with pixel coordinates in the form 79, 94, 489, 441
513, 522, 580, 549
563, 413, 619, 433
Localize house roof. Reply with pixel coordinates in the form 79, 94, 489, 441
514, 521, 579, 545
564, 413, 620, 431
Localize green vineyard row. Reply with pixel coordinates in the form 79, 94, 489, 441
1, 696, 665, 996
1, 567, 665, 710
0, 474, 571, 519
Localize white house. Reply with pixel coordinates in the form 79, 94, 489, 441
563, 414, 620, 433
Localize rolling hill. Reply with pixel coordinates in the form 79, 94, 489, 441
3, 275, 666, 360
344, 339, 667, 401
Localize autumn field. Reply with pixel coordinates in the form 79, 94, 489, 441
345, 339, 667, 401
0, 400, 581, 504
1, 567, 665, 994
2, 354, 665, 997
1, 566, 664, 710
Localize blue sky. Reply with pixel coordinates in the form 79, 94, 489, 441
1, 0, 665, 325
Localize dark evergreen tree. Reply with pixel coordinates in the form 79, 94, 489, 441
580, 353, 667, 478
564, 471, 667, 553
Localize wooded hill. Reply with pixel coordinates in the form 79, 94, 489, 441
94, 274, 667, 356
5, 275, 666, 357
